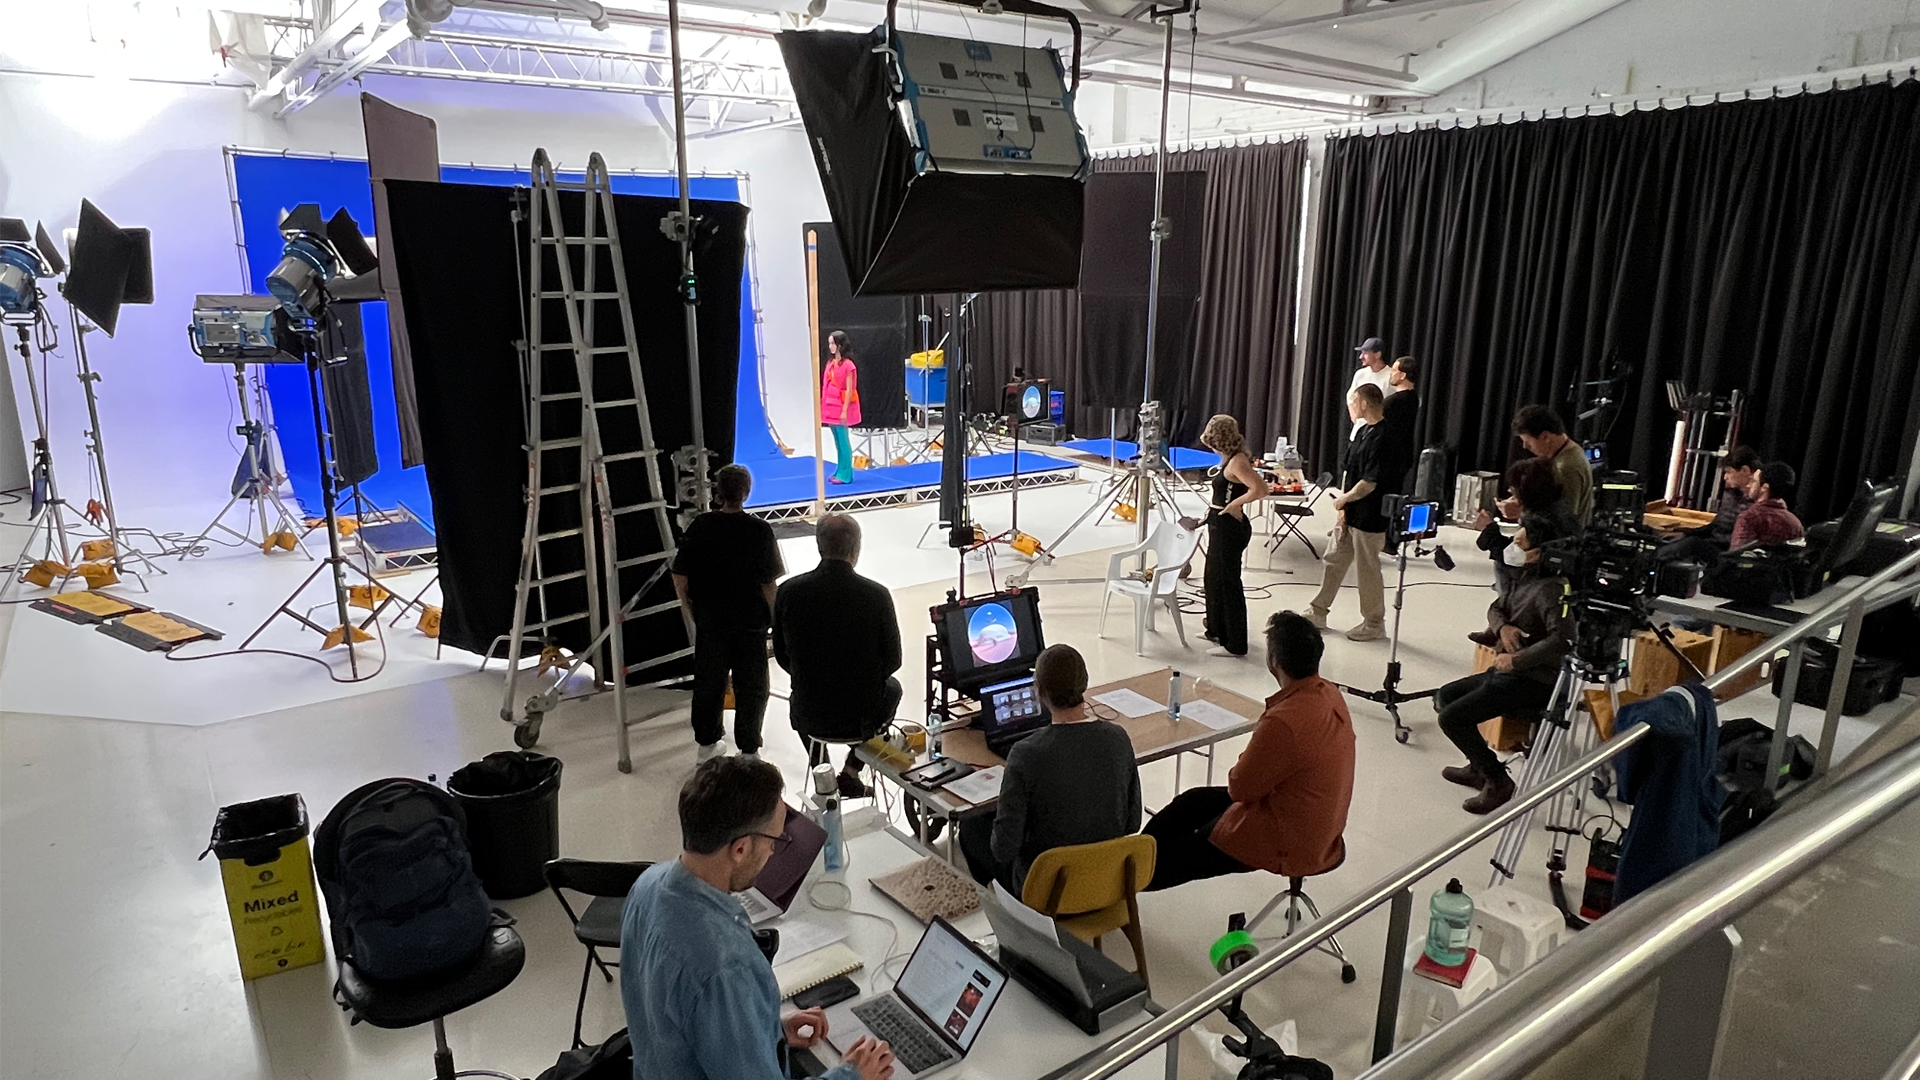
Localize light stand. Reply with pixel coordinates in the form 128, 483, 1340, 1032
0, 314, 88, 601
64, 305, 163, 587
178, 362, 311, 559
664, 0, 713, 516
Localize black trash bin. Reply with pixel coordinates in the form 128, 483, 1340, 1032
448, 751, 563, 899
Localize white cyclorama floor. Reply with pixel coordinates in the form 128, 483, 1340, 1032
2, 478, 1913, 1080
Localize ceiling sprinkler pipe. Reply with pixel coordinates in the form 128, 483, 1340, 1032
553, 0, 612, 31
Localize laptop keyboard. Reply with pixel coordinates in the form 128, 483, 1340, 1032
852, 996, 956, 1074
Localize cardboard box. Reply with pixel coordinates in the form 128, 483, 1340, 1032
1629, 628, 1715, 699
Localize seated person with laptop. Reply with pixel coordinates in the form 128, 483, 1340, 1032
1656, 445, 1760, 562
958, 644, 1143, 893
823, 916, 1011, 1079
775, 514, 905, 798
621, 757, 896, 1080
1143, 613, 1355, 890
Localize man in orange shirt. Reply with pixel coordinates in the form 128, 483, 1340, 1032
1142, 611, 1356, 890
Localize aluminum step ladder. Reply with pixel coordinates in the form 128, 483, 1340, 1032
490, 150, 693, 773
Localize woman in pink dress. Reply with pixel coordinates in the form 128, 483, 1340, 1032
821, 330, 861, 484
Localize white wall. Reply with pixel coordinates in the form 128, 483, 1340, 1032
1398, 0, 1920, 115
0, 68, 869, 527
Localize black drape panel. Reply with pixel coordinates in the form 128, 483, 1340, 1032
1302, 82, 1920, 521
975, 138, 1307, 449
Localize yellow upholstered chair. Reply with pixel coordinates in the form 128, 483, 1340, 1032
1021, 835, 1156, 991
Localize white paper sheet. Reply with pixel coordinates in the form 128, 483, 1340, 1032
944, 765, 1005, 804
737, 887, 782, 924
1091, 687, 1166, 718
1178, 698, 1248, 732
991, 881, 1063, 943
770, 918, 849, 966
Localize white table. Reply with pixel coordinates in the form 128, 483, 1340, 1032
777, 823, 1172, 1080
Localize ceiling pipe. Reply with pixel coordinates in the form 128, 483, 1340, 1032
1402, 0, 1631, 94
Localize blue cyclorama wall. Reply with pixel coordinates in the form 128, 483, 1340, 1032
230, 153, 780, 527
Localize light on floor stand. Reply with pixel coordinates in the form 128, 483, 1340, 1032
65, 307, 164, 589
180, 363, 312, 559
0, 315, 90, 600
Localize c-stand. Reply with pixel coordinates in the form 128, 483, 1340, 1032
1337, 499, 1452, 745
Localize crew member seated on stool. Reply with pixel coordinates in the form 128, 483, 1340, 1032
1306, 384, 1389, 641
1433, 521, 1576, 815
774, 513, 903, 798
1730, 461, 1805, 548
958, 644, 1142, 893
1142, 612, 1354, 890
1656, 446, 1760, 563
621, 757, 896, 1080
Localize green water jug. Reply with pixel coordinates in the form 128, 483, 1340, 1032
1425, 878, 1474, 967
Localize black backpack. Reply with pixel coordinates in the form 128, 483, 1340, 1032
315, 778, 493, 981
536, 1030, 632, 1080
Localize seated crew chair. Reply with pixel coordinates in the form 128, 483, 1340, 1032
1266, 471, 1335, 565
544, 858, 651, 1048
335, 921, 526, 1080
1022, 835, 1157, 992
1099, 522, 1201, 656
1243, 838, 1356, 983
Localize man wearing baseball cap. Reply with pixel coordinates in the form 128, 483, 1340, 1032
1348, 337, 1396, 437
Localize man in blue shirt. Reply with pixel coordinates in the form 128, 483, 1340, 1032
621, 757, 895, 1080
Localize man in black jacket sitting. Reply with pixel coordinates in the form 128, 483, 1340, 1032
773, 514, 903, 798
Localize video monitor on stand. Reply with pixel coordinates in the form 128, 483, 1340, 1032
926, 588, 1047, 740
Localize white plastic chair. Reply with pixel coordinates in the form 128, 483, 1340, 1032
1099, 522, 1201, 656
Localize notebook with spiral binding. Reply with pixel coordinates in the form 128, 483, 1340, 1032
774, 941, 864, 999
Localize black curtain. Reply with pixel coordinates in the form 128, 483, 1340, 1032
384, 179, 745, 673
974, 138, 1307, 448
1301, 81, 1920, 521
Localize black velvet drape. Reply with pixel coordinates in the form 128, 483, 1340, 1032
1301, 81, 1920, 521
974, 138, 1307, 450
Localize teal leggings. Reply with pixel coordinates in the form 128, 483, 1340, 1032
831, 425, 854, 482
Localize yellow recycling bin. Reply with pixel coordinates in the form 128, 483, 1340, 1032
204, 794, 326, 979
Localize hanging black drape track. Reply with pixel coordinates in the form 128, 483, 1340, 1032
1300, 81, 1920, 521
974, 138, 1308, 449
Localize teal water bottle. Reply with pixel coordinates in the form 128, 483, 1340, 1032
1425, 879, 1474, 966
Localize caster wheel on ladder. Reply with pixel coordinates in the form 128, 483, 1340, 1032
513, 718, 542, 749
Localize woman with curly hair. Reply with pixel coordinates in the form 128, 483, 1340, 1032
1192, 414, 1269, 657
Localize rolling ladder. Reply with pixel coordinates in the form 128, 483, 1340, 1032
492, 150, 694, 772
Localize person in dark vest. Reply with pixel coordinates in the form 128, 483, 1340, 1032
673, 464, 783, 762
1377, 356, 1422, 555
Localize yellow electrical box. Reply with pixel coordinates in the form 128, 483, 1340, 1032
208, 794, 327, 980
908, 349, 946, 369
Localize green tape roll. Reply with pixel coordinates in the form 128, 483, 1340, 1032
1210, 928, 1258, 975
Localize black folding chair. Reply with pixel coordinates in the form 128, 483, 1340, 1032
544, 858, 651, 1048
1267, 470, 1335, 564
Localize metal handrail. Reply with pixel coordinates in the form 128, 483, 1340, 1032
1058, 546, 1920, 1080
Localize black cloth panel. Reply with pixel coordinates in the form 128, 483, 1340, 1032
806, 221, 909, 429
383, 179, 745, 676
974, 139, 1307, 450
1078, 170, 1204, 411
316, 304, 378, 487
1300, 82, 1920, 522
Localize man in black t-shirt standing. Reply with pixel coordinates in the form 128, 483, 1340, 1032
1307, 384, 1388, 642
672, 464, 785, 761
1377, 356, 1422, 556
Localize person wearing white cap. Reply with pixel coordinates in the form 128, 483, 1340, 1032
1347, 337, 1397, 437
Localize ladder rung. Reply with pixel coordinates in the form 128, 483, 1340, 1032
536, 291, 622, 300
536, 343, 630, 355
540, 437, 585, 450
592, 398, 639, 409
535, 484, 585, 496
526, 612, 589, 632
629, 599, 681, 618
616, 551, 672, 570
531, 569, 587, 587
602, 449, 655, 463
538, 236, 611, 246
537, 528, 584, 542
611, 500, 668, 515
539, 392, 582, 403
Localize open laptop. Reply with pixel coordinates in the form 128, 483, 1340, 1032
978, 674, 1048, 758
737, 804, 828, 923
825, 916, 1009, 1078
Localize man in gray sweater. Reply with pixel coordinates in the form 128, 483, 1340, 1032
959, 644, 1142, 892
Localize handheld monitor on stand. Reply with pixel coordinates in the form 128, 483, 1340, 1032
925, 587, 1047, 750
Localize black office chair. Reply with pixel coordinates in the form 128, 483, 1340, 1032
1268, 470, 1336, 562
544, 858, 650, 1048
335, 922, 526, 1080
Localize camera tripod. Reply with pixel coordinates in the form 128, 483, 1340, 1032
1487, 620, 1705, 926
1337, 537, 1452, 745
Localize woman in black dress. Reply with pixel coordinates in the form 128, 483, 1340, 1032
1193, 414, 1270, 657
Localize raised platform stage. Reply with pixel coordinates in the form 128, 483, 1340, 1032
742, 451, 1082, 520
1057, 438, 1220, 472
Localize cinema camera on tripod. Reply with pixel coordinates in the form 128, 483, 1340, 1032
1536, 472, 1703, 667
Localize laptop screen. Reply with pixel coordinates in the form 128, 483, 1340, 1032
896, 918, 1008, 1053
979, 675, 1043, 736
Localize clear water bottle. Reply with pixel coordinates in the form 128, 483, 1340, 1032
927, 711, 944, 761
1425, 878, 1474, 966
1167, 670, 1182, 720
813, 763, 846, 873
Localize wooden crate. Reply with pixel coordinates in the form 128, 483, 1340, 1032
1708, 626, 1774, 701
1628, 628, 1716, 699
1471, 644, 1537, 751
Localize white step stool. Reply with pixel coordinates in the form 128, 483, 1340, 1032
1396, 951, 1498, 1047
1472, 887, 1567, 977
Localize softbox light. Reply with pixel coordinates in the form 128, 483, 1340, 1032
779, 3, 1089, 296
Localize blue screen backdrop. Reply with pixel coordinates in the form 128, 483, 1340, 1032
230, 153, 780, 529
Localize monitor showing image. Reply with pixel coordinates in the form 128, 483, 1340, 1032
936, 588, 1044, 693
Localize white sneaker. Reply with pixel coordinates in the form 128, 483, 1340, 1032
696, 741, 727, 763
1345, 622, 1386, 642
1207, 646, 1243, 658
1304, 608, 1329, 629
738, 751, 762, 764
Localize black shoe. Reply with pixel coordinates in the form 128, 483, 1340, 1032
1463, 774, 1516, 814
1441, 764, 1486, 789
836, 771, 871, 800
1467, 630, 1499, 648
